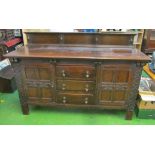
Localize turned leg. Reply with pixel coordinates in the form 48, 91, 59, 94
125, 111, 133, 120
21, 104, 29, 115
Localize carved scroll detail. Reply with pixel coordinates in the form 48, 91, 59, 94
14, 63, 27, 105
125, 65, 142, 111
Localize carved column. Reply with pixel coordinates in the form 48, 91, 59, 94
14, 62, 29, 114
125, 62, 145, 120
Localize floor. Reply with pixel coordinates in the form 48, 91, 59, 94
0, 90, 155, 125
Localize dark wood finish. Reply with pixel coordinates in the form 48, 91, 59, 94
21, 104, 29, 115
142, 29, 155, 54
56, 64, 96, 80
25, 32, 136, 45
57, 92, 94, 105
125, 111, 133, 120
5, 44, 149, 61
4, 44, 150, 120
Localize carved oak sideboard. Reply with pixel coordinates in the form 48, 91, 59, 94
4, 44, 150, 120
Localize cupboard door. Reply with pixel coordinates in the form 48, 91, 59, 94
99, 63, 133, 107
22, 61, 55, 104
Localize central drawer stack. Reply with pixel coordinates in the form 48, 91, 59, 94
56, 62, 96, 105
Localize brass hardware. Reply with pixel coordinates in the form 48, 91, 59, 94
62, 83, 66, 90
85, 71, 90, 78
95, 37, 98, 42
62, 70, 66, 77
84, 97, 88, 104
85, 84, 89, 92
47, 83, 54, 88
60, 35, 63, 41
85, 88, 89, 92
62, 96, 66, 103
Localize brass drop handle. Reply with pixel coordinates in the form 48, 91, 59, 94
49, 83, 54, 88
62, 96, 66, 103
84, 97, 88, 104
60, 35, 63, 41
85, 84, 89, 92
85, 70, 90, 78
62, 83, 66, 90
62, 70, 66, 77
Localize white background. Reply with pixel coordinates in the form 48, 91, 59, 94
0, 0, 155, 155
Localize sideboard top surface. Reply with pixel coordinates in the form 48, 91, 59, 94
25, 32, 138, 35
4, 44, 150, 61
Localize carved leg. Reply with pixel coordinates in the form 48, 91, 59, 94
21, 104, 29, 115
125, 111, 133, 120
125, 65, 143, 120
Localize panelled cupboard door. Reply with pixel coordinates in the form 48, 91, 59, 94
99, 63, 133, 106
22, 61, 55, 104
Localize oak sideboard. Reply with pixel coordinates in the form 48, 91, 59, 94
4, 43, 150, 120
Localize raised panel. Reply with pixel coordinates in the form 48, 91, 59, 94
26, 86, 54, 104
24, 62, 55, 81
38, 68, 53, 80
25, 67, 38, 80
64, 34, 95, 44
27, 86, 38, 98
97, 35, 132, 45
26, 86, 40, 103
113, 89, 127, 101
40, 87, 54, 103
41, 87, 53, 99
27, 33, 59, 44
100, 64, 132, 84
99, 89, 112, 102
115, 69, 132, 83
101, 69, 114, 83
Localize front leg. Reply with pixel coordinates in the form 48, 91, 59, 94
21, 103, 29, 115
125, 111, 133, 120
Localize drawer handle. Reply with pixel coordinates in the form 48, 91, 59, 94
62, 70, 66, 77
85, 84, 89, 92
84, 97, 88, 104
85, 88, 89, 92
62, 83, 66, 90
85, 71, 90, 78
63, 96, 66, 103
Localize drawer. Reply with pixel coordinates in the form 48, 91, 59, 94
57, 93, 95, 105
57, 80, 95, 92
56, 65, 95, 80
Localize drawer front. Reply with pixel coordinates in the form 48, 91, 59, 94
56, 65, 95, 80
57, 93, 95, 105
57, 80, 95, 92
